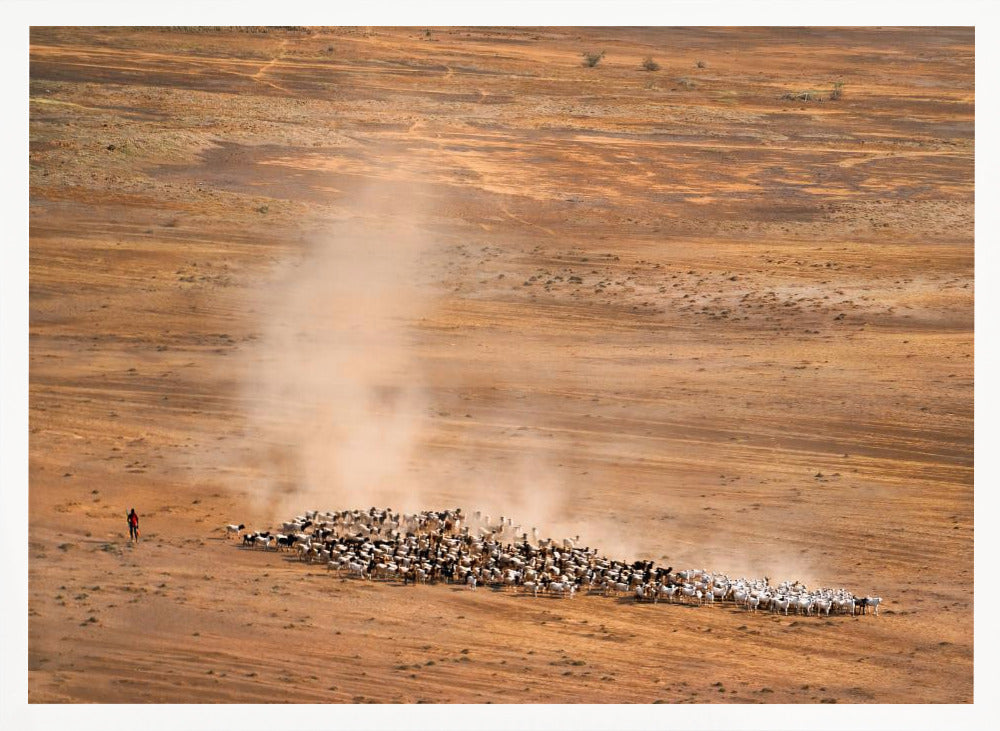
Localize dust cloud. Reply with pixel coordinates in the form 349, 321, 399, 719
227, 177, 785, 577
228, 182, 572, 538
233, 183, 439, 521
227, 179, 623, 559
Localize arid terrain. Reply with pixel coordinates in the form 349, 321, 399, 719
28, 27, 973, 704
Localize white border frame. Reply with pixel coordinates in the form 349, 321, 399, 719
3, 2, 994, 729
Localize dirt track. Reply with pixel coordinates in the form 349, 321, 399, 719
29, 26, 973, 704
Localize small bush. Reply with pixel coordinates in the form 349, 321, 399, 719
582, 50, 606, 68
641, 57, 660, 71
830, 82, 845, 101
696, 60, 708, 69
677, 77, 697, 89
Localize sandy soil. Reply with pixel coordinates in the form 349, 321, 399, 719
28, 26, 973, 704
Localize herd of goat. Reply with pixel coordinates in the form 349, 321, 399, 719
226, 507, 883, 617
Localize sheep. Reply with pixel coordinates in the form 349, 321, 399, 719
658, 585, 678, 603
562, 535, 580, 551
635, 584, 654, 603
680, 585, 701, 604
502, 570, 521, 591
549, 581, 574, 599
835, 597, 855, 616
856, 596, 882, 615
237, 505, 874, 626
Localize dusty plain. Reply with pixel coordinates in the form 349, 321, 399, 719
28, 27, 973, 703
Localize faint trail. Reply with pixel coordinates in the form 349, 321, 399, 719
499, 204, 555, 237
834, 150, 957, 168
251, 38, 291, 93
30, 98, 102, 112
570, 133, 970, 159
31, 41, 294, 94
32, 43, 265, 71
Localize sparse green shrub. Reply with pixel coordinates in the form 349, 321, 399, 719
830, 82, 845, 101
582, 50, 606, 68
677, 77, 697, 89
641, 57, 660, 71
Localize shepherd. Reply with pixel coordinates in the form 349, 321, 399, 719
127, 507, 139, 542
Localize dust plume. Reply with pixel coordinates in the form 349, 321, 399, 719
228, 177, 776, 579
234, 184, 440, 521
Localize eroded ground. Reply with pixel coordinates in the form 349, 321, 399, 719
29, 26, 973, 703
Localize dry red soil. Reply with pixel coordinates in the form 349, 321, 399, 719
29, 26, 973, 703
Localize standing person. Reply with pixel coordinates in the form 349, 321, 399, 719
127, 508, 139, 542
